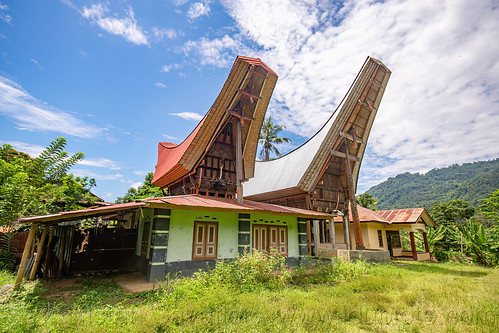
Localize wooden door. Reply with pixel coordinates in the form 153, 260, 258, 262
252, 225, 288, 255
252, 225, 268, 252
192, 222, 218, 260
141, 221, 150, 258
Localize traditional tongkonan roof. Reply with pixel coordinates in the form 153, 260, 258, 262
152, 56, 278, 189
244, 57, 391, 202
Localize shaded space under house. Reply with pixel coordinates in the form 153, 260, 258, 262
244, 57, 392, 258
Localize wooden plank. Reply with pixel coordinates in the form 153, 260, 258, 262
14, 224, 38, 290
342, 214, 351, 250
29, 226, 48, 280
329, 220, 336, 249
339, 132, 365, 144
331, 150, 360, 162
235, 119, 243, 204
313, 220, 320, 256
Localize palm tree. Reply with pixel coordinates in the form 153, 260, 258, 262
258, 117, 292, 160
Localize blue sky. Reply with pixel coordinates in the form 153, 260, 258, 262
1, 0, 498, 202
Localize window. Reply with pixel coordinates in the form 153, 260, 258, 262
252, 225, 288, 256
192, 221, 218, 260
387, 231, 401, 248
377, 230, 384, 247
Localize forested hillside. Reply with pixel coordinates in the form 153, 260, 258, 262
366, 158, 499, 209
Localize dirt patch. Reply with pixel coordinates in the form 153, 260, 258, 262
39, 278, 81, 302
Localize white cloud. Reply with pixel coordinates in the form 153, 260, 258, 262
182, 35, 254, 67
81, 3, 148, 46
131, 181, 142, 190
161, 134, 179, 141
161, 63, 182, 72
2, 141, 44, 157
133, 170, 148, 176
173, 0, 189, 6
78, 158, 121, 170
187, 1, 211, 19
218, 0, 499, 190
72, 169, 124, 181
0, 75, 109, 138
152, 27, 177, 41
170, 112, 203, 121
155, 82, 167, 88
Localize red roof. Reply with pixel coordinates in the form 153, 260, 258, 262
152, 116, 206, 187
334, 206, 435, 227
17, 195, 334, 225
144, 195, 333, 218
151, 55, 278, 189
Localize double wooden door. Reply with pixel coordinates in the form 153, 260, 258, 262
252, 225, 288, 256
192, 221, 218, 260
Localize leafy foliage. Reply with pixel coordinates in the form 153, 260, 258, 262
356, 193, 379, 210
258, 116, 292, 160
367, 158, 499, 209
479, 189, 499, 223
116, 172, 162, 204
0, 138, 94, 226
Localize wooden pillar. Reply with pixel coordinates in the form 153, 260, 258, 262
343, 141, 364, 249
409, 232, 418, 261
422, 232, 430, 253
29, 225, 48, 280
342, 214, 351, 250
235, 119, 243, 204
329, 220, 336, 249
14, 224, 38, 290
313, 220, 320, 256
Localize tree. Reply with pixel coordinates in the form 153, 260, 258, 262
430, 200, 475, 250
258, 117, 292, 161
356, 193, 379, 210
116, 172, 162, 203
479, 189, 499, 223
0, 138, 92, 226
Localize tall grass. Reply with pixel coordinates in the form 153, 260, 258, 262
1, 255, 498, 332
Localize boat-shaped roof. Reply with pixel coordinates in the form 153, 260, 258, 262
152, 56, 278, 189
245, 57, 391, 201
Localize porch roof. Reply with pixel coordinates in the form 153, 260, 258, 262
334, 206, 436, 227
17, 195, 334, 225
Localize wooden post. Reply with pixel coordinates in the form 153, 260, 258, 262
58, 228, 66, 277
14, 224, 38, 290
342, 214, 351, 250
422, 232, 430, 253
29, 225, 48, 280
409, 232, 418, 261
329, 220, 336, 249
44, 226, 55, 269
235, 119, 243, 204
343, 141, 365, 249
313, 220, 320, 256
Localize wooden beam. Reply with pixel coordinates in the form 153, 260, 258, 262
43, 226, 55, 274
14, 224, 38, 290
306, 220, 312, 255
235, 119, 243, 204
343, 140, 365, 249
423, 232, 430, 253
29, 225, 48, 281
339, 132, 365, 144
410, 232, 418, 261
331, 150, 360, 162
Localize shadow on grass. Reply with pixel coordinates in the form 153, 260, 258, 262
394, 262, 489, 278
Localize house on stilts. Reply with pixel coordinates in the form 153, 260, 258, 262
244, 57, 397, 261
13, 56, 336, 287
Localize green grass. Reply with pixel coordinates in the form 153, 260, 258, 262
1, 261, 498, 332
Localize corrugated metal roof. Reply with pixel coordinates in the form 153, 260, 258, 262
334, 206, 389, 224
334, 206, 435, 227
17, 195, 334, 225
144, 195, 333, 219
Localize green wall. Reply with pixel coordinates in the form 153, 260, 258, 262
137, 207, 300, 262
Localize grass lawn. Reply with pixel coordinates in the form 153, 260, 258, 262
1, 261, 498, 332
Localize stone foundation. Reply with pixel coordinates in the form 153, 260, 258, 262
316, 246, 390, 263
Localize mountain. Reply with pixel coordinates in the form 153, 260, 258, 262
366, 158, 499, 210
